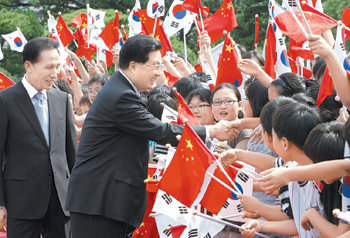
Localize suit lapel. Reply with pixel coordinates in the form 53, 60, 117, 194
13, 82, 49, 150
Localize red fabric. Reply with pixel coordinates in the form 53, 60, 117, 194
135, 9, 163, 36
164, 71, 180, 87
182, 0, 210, 17
215, 34, 242, 87
0, 71, 15, 91
170, 225, 187, 238
71, 13, 87, 28
194, 64, 203, 72
122, 25, 129, 41
114, 11, 120, 29
174, 90, 200, 126
154, 24, 173, 57
133, 166, 159, 238
274, 9, 337, 44
264, 23, 276, 79
288, 38, 314, 60
317, 66, 333, 107
99, 20, 119, 50
105, 49, 114, 67
56, 15, 75, 47
288, 56, 313, 79
159, 124, 215, 207
347, 70, 350, 80
200, 0, 238, 43
73, 27, 96, 61
301, 2, 337, 24
255, 15, 259, 48
342, 7, 350, 41
200, 166, 238, 214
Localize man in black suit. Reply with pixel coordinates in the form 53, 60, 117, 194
0, 38, 78, 237
66, 35, 238, 237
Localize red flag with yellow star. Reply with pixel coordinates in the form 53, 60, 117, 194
182, 0, 210, 17
56, 15, 75, 47
164, 70, 180, 87
0, 71, 15, 91
159, 124, 215, 208
174, 89, 199, 126
71, 13, 88, 28
201, 0, 238, 43
73, 27, 96, 61
264, 23, 276, 79
134, 9, 163, 35
99, 20, 119, 50
215, 34, 242, 88
154, 24, 173, 57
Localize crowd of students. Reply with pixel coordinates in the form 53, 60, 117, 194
47, 27, 350, 237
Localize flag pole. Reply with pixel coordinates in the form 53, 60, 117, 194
296, 56, 300, 76
296, 0, 313, 35
205, 171, 238, 195
152, 16, 158, 37
193, 212, 269, 238
86, 3, 90, 48
282, 0, 308, 39
214, 159, 242, 195
183, 27, 188, 63
198, 8, 205, 32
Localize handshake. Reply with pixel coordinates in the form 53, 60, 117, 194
207, 119, 242, 141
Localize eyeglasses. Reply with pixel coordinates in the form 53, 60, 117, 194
189, 104, 211, 111
144, 63, 165, 71
212, 100, 238, 106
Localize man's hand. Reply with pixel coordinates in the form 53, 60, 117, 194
259, 167, 290, 194
208, 120, 240, 141
0, 206, 7, 232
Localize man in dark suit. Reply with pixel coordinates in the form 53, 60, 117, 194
66, 35, 238, 237
0, 37, 78, 237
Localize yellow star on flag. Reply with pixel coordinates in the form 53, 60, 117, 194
225, 44, 234, 53
58, 24, 63, 32
155, 35, 160, 40
226, 2, 233, 10
186, 139, 193, 151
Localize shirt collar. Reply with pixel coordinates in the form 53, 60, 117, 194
22, 75, 47, 100
119, 70, 140, 97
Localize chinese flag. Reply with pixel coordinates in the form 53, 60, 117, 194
182, 0, 210, 17
73, 27, 96, 61
264, 23, 276, 79
71, 13, 88, 28
170, 225, 187, 238
274, 9, 337, 44
0, 71, 15, 91
105, 49, 114, 67
288, 56, 313, 79
288, 38, 314, 61
135, 9, 163, 35
200, 165, 238, 214
342, 7, 350, 41
174, 89, 200, 126
215, 34, 243, 88
201, 0, 238, 43
133, 165, 159, 238
122, 25, 129, 41
114, 10, 120, 29
255, 14, 259, 49
159, 124, 215, 208
99, 20, 119, 50
56, 15, 75, 47
164, 71, 180, 87
154, 24, 173, 57
194, 64, 203, 72
317, 66, 334, 107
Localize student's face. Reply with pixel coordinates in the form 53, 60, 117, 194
25, 49, 61, 91
131, 50, 162, 92
189, 96, 215, 125
80, 103, 90, 114
268, 85, 281, 101
212, 87, 242, 121
272, 129, 288, 159
262, 130, 275, 153
88, 82, 103, 104
243, 98, 253, 118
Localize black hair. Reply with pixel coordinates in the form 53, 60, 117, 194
54, 78, 72, 95
242, 51, 265, 67
272, 102, 321, 150
312, 56, 326, 83
187, 88, 212, 105
291, 93, 316, 107
119, 35, 162, 69
188, 72, 208, 83
269, 72, 305, 97
345, 118, 350, 145
148, 85, 172, 100
146, 93, 177, 120
79, 95, 91, 107
304, 121, 345, 163
246, 80, 269, 117
88, 73, 110, 87
81, 84, 89, 95
23, 37, 59, 64
305, 85, 342, 122
211, 83, 242, 102
260, 97, 295, 135
171, 77, 203, 100
236, 44, 247, 56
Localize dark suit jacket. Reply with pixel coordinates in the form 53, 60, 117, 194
66, 71, 206, 227
0, 81, 77, 219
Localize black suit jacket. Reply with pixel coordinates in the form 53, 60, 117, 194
66, 71, 206, 227
0, 81, 77, 219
